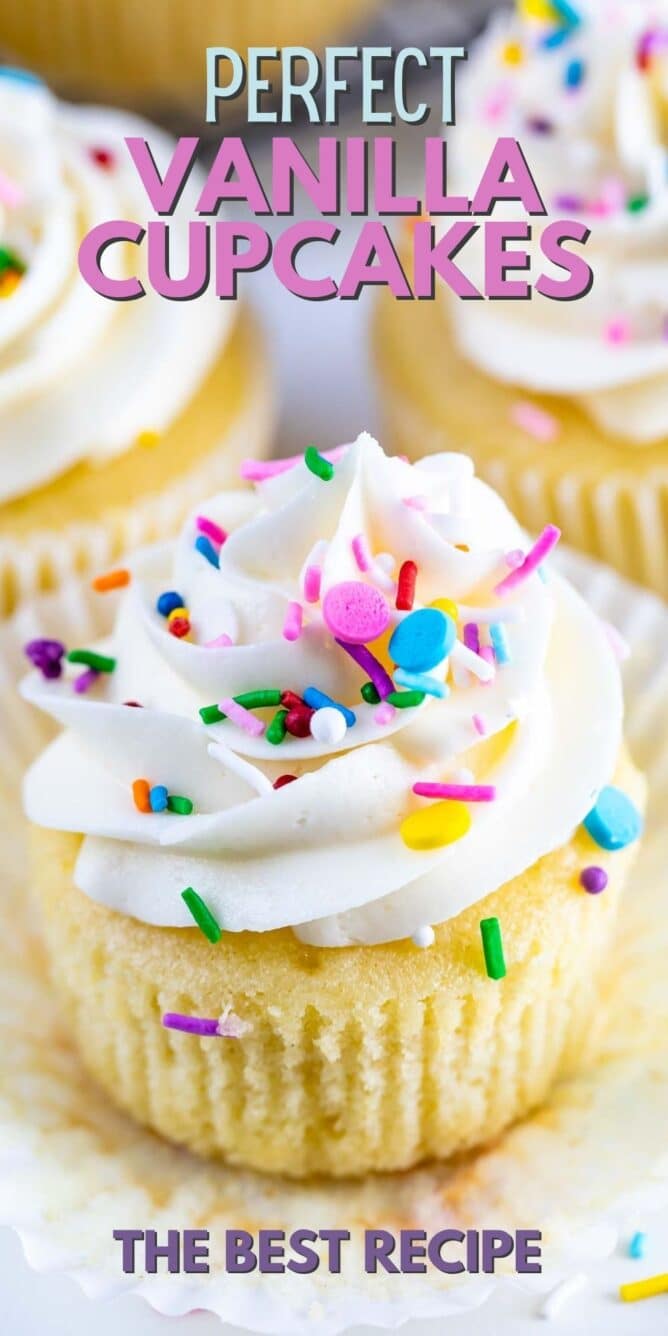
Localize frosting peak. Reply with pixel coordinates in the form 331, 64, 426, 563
22, 435, 623, 946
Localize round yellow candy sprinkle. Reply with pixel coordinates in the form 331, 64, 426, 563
401, 800, 471, 851
501, 40, 524, 65
167, 606, 190, 622
136, 429, 160, 449
518, 0, 556, 20
430, 597, 459, 622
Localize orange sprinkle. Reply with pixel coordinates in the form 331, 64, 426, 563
136, 429, 160, 449
92, 568, 131, 593
0, 270, 21, 299
132, 778, 151, 813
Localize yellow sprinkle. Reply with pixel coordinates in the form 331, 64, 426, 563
0, 269, 21, 299
518, 0, 556, 18
620, 1274, 668, 1303
430, 597, 459, 622
501, 40, 525, 64
401, 800, 471, 851
167, 606, 189, 622
136, 429, 160, 449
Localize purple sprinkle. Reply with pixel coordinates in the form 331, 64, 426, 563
553, 192, 585, 212
526, 116, 554, 135
335, 638, 395, 700
73, 668, 99, 694
580, 866, 608, 894
463, 622, 480, 656
162, 1012, 220, 1036
24, 638, 66, 678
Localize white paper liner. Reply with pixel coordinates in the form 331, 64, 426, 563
0, 549, 667, 1332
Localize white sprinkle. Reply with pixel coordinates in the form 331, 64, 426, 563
310, 706, 347, 745
458, 605, 522, 624
412, 925, 435, 948
451, 640, 495, 682
539, 1274, 588, 1321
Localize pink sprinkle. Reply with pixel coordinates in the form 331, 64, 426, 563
196, 515, 227, 547
283, 601, 303, 641
219, 697, 265, 737
472, 714, 487, 736
604, 317, 632, 345
0, 169, 24, 209
352, 533, 371, 572
494, 525, 561, 597
483, 83, 512, 123
205, 632, 234, 648
463, 622, 480, 656
404, 494, 428, 511
241, 445, 347, 482
374, 701, 396, 726
505, 549, 525, 569
303, 565, 322, 603
73, 668, 99, 694
413, 782, 496, 801
511, 400, 558, 443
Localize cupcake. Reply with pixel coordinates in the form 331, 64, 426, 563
376, 0, 668, 596
22, 433, 644, 1178
0, 0, 384, 115
0, 69, 272, 618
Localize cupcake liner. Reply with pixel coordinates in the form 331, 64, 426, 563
0, 0, 383, 112
0, 358, 272, 622
1, 551, 668, 1329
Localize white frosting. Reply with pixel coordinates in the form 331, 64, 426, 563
22, 434, 623, 946
0, 73, 232, 503
448, 0, 668, 442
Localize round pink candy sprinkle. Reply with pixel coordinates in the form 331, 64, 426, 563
322, 581, 390, 645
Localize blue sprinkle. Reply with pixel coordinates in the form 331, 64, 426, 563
629, 1232, 646, 1260
195, 534, 220, 568
389, 608, 456, 674
583, 787, 643, 852
541, 25, 574, 49
565, 57, 585, 88
149, 785, 169, 813
0, 66, 44, 86
156, 590, 185, 618
552, 0, 581, 27
394, 669, 449, 699
303, 686, 356, 728
490, 623, 510, 665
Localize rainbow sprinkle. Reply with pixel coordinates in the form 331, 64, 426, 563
304, 444, 335, 481
413, 782, 496, 802
181, 887, 222, 943
283, 601, 303, 641
494, 526, 561, 597
480, 917, 506, 980
92, 568, 131, 593
620, 1273, 668, 1304
219, 697, 266, 737
67, 649, 116, 674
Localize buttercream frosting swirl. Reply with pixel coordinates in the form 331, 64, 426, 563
22, 434, 622, 946
448, 0, 668, 442
0, 70, 232, 504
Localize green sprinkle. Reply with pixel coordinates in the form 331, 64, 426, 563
181, 887, 221, 943
386, 690, 425, 708
361, 681, 381, 704
0, 245, 26, 276
266, 708, 288, 745
234, 689, 283, 710
167, 795, 194, 815
67, 649, 116, 673
304, 444, 334, 482
627, 193, 649, 213
480, 917, 506, 980
200, 703, 225, 724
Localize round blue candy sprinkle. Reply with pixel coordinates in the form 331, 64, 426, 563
389, 608, 456, 674
149, 785, 169, 813
583, 786, 642, 852
156, 590, 185, 618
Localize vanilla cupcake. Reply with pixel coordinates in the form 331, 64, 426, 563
22, 434, 644, 1178
376, 0, 668, 596
0, 0, 384, 115
0, 69, 272, 618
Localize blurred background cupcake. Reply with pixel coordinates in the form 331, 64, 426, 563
0, 0, 385, 119
376, 0, 668, 597
0, 68, 272, 618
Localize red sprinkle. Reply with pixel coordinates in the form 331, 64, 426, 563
89, 146, 115, 169
396, 560, 417, 611
123, 700, 143, 707
285, 707, 313, 737
280, 690, 305, 710
273, 774, 297, 789
169, 616, 191, 639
